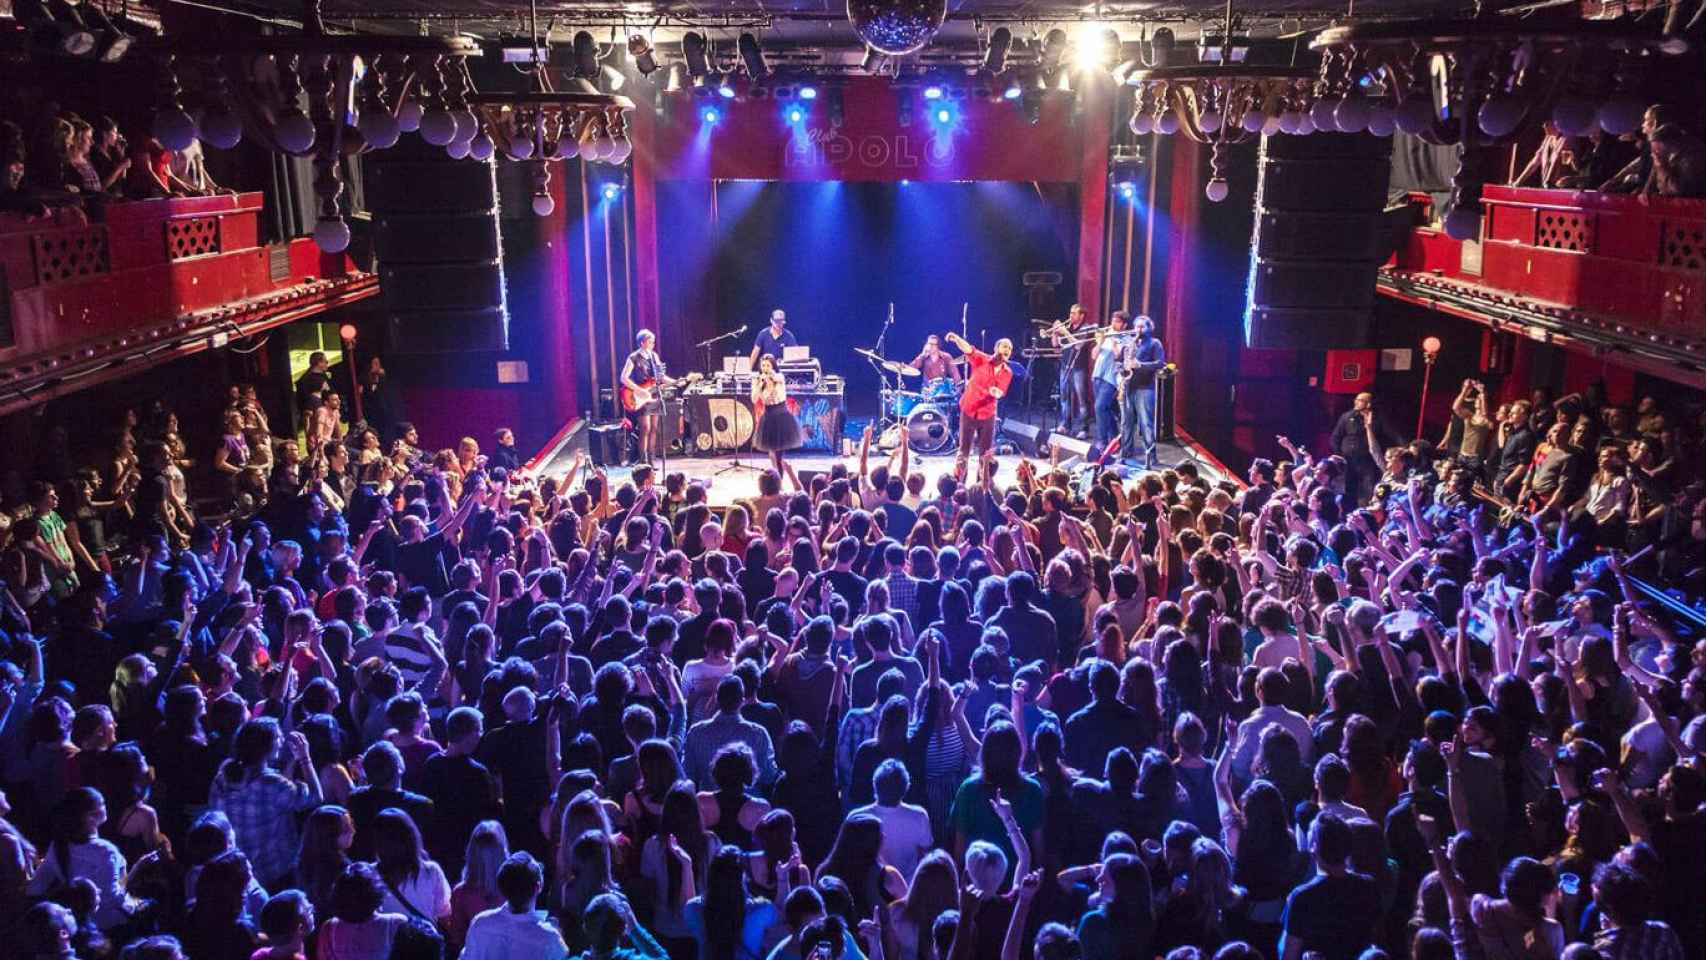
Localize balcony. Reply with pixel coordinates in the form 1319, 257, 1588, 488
0, 193, 379, 414
1380, 185, 1706, 384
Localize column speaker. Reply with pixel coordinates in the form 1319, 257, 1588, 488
1245, 132, 1392, 350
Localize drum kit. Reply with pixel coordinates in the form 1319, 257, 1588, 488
857, 346, 966, 454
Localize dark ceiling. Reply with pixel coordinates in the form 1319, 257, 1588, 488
178, 0, 1480, 51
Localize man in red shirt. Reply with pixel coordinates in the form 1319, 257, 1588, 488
945, 332, 1014, 480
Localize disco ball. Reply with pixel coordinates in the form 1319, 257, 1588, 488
1204, 179, 1230, 202
847, 0, 948, 56
313, 218, 351, 254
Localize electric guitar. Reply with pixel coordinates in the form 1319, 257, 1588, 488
621, 372, 702, 412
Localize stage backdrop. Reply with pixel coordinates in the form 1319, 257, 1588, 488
648, 77, 1087, 183
656, 180, 1079, 416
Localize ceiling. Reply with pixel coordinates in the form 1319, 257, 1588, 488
170, 0, 1482, 55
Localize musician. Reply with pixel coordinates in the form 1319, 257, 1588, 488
910, 334, 962, 384
1091, 311, 1132, 448
750, 353, 802, 473
620, 329, 672, 464
944, 332, 1013, 480
1049, 303, 1095, 438
1118, 315, 1166, 470
749, 309, 797, 367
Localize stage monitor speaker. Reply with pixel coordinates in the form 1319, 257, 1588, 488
367, 138, 508, 354
1158, 372, 1178, 443
999, 419, 1047, 457
1245, 132, 1392, 351
588, 423, 626, 466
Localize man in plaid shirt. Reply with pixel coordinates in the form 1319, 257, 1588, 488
207, 720, 323, 889
835, 667, 907, 796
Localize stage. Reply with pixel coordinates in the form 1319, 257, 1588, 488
526, 422, 1232, 508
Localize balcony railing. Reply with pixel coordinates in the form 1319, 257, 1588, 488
0, 193, 378, 413
1382, 186, 1706, 374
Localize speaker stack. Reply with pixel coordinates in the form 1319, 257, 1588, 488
366, 139, 508, 353
1244, 132, 1393, 351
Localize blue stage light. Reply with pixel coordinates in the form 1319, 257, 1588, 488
602, 183, 622, 200
923, 85, 943, 100
787, 105, 805, 123
934, 107, 952, 125
1003, 84, 1022, 100
717, 82, 736, 99
799, 85, 818, 100
1117, 181, 1137, 198
701, 105, 721, 124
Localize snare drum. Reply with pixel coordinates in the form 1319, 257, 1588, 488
890, 391, 924, 418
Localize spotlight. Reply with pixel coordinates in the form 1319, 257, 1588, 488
601, 65, 627, 92
738, 32, 770, 80
717, 79, 737, 99
933, 106, 952, 125
81, 2, 133, 62
1002, 78, 1022, 100
571, 31, 600, 80
700, 105, 722, 124
1071, 26, 1120, 73
923, 85, 943, 100
627, 34, 658, 75
860, 45, 884, 74
601, 182, 623, 201
14, 0, 97, 57
799, 86, 818, 100
982, 26, 1011, 75
1117, 181, 1137, 199
683, 31, 713, 92
1039, 28, 1069, 72
786, 103, 806, 124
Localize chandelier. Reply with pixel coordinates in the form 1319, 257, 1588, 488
145, 0, 634, 251
1126, 0, 1320, 202
1309, 13, 1689, 238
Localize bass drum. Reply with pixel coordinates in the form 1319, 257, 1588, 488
904, 403, 955, 454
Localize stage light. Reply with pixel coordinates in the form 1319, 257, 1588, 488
933, 106, 952, 126
1039, 28, 1069, 72
81, 2, 133, 62
1117, 181, 1136, 198
627, 34, 658, 75
602, 182, 623, 201
1073, 25, 1120, 73
701, 105, 722, 124
983, 26, 1012, 75
861, 45, 885, 74
14, 0, 97, 57
923, 85, 943, 100
738, 32, 770, 80
684, 32, 714, 94
799, 86, 818, 100
572, 31, 600, 80
718, 79, 737, 99
786, 104, 806, 124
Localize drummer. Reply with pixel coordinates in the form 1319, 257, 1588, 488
910, 334, 963, 384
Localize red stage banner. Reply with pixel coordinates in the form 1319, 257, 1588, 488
645, 77, 1085, 183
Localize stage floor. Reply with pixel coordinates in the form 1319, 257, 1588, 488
529, 434, 1229, 508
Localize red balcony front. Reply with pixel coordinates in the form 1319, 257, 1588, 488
0, 193, 379, 414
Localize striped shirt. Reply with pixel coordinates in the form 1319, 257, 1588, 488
384, 624, 441, 687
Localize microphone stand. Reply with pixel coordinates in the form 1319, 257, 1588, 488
696, 325, 746, 377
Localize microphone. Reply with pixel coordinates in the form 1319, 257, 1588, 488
735, 324, 748, 335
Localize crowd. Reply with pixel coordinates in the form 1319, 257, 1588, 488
1, 106, 227, 222
1513, 103, 1706, 198
0, 361, 1704, 960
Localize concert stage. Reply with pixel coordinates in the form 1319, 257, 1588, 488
527, 422, 1231, 508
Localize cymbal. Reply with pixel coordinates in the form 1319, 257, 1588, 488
886, 361, 922, 376
854, 347, 882, 360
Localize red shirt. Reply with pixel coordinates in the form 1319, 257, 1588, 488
960, 349, 1013, 421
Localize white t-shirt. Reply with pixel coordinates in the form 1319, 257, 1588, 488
852, 801, 933, 881
378, 860, 452, 921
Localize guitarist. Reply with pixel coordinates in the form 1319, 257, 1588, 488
621, 329, 674, 465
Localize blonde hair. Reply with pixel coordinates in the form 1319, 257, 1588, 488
459, 821, 510, 894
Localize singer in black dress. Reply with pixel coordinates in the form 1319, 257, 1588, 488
750, 354, 802, 471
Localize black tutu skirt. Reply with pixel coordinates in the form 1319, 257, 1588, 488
754, 403, 802, 452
